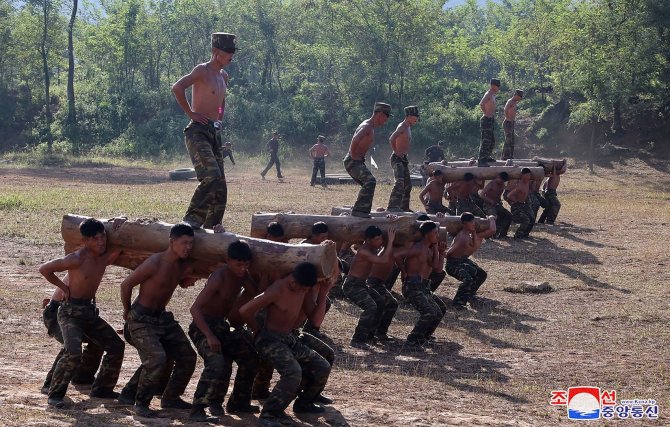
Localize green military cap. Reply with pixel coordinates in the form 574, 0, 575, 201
212, 33, 238, 53
404, 105, 420, 117
515, 89, 524, 98
490, 78, 501, 87
373, 102, 393, 116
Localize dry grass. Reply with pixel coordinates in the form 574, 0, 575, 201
0, 156, 668, 426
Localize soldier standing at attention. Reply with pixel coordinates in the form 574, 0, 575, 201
119, 223, 198, 418
477, 78, 501, 165
309, 135, 330, 187
502, 89, 523, 160
344, 102, 392, 218
261, 132, 284, 180
39, 218, 126, 408
172, 33, 237, 231
387, 106, 420, 212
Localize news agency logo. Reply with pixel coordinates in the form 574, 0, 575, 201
550, 387, 659, 420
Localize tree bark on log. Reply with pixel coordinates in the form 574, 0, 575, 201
62, 214, 337, 279
328, 208, 491, 232
426, 164, 546, 182
437, 158, 566, 175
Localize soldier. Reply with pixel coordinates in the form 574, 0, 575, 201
309, 135, 330, 187
505, 167, 535, 239
446, 213, 497, 309
538, 163, 562, 224
119, 223, 198, 417
41, 275, 103, 395
425, 140, 445, 163
261, 132, 283, 180
172, 32, 238, 230
479, 171, 513, 238
419, 170, 453, 215
300, 222, 334, 337
394, 221, 447, 350
387, 106, 420, 212
365, 250, 400, 342
449, 172, 487, 217
477, 78, 501, 165
188, 240, 260, 422
342, 226, 397, 348
222, 141, 235, 166
239, 263, 332, 425
344, 102, 392, 218
502, 89, 523, 160
265, 221, 288, 243
39, 218, 126, 408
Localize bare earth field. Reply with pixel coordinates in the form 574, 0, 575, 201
0, 157, 668, 426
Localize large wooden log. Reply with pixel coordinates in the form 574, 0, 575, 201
426, 164, 545, 182
62, 214, 337, 279
328, 208, 491, 232
439, 158, 567, 175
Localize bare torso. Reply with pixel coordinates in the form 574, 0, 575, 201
191, 64, 227, 121
404, 241, 433, 279
389, 121, 411, 156
368, 257, 396, 281
67, 249, 116, 299
546, 174, 561, 190
136, 253, 191, 309
447, 230, 477, 258
425, 179, 445, 204
264, 279, 309, 334
349, 120, 375, 160
504, 97, 518, 121
348, 245, 379, 279
480, 179, 505, 205
310, 143, 329, 158
480, 90, 497, 118
507, 180, 531, 203
200, 266, 248, 318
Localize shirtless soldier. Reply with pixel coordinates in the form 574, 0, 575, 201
419, 170, 453, 215
395, 221, 447, 350
477, 78, 501, 165
39, 218, 126, 408
538, 162, 562, 224
240, 263, 332, 425
188, 240, 259, 421
172, 32, 238, 230
120, 223, 198, 417
446, 213, 496, 309
387, 106, 420, 212
342, 226, 397, 348
344, 102, 392, 218
479, 171, 513, 238
502, 89, 523, 160
505, 167, 534, 239
449, 172, 487, 217
309, 135, 330, 187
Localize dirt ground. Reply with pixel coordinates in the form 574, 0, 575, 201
0, 157, 668, 426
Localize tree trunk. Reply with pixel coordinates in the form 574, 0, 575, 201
39, 0, 53, 151
328, 208, 491, 232
441, 159, 566, 174
61, 215, 338, 279
426, 164, 546, 182
589, 120, 596, 174
66, 0, 78, 129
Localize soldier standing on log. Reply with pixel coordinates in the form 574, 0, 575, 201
477, 78, 501, 165
344, 102, 392, 218
172, 33, 238, 231
387, 106, 420, 212
502, 89, 523, 160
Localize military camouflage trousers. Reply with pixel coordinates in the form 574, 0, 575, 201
401, 276, 444, 344
478, 116, 496, 161
428, 270, 447, 292
388, 153, 411, 211
183, 120, 227, 229
43, 300, 103, 389
446, 257, 487, 306
188, 317, 259, 408
366, 277, 399, 336
483, 202, 512, 238
539, 189, 561, 224
255, 329, 331, 415
426, 200, 454, 215
456, 196, 486, 218
529, 191, 548, 220
511, 202, 534, 238
502, 119, 515, 160
126, 304, 196, 406
310, 158, 326, 185
342, 276, 386, 342
49, 300, 125, 399
343, 154, 376, 216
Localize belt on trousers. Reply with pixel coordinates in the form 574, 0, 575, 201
68, 297, 95, 305
132, 302, 166, 317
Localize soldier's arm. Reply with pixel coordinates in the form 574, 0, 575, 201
388, 125, 405, 153
119, 256, 158, 320
38, 253, 82, 300
171, 64, 208, 124
350, 124, 372, 150
239, 286, 279, 335
190, 271, 224, 352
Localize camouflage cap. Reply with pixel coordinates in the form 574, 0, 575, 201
373, 102, 393, 116
404, 105, 420, 117
212, 33, 238, 53
515, 89, 524, 98
490, 78, 501, 87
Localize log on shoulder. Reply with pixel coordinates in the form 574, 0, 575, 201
328, 208, 491, 233
61, 214, 337, 279
439, 158, 567, 175
426, 164, 545, 182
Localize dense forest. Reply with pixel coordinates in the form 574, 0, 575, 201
0, 0, 668, 159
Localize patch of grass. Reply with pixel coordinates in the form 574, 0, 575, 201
0, 194, 26, 211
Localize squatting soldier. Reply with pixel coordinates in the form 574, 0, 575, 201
120, 223, 198, 418
539, 163, 562, 224
342, 226, 397, 348
240, 263, 332, 425
300, 222, 334, 338
505, 167, 535, 239
425, 140, 445, 163
477, 78, 501, 165
344, 102, 392, 218
41, 276, 103, 395
419, 170, 454, 215
39, 218, 126, 408
480, 171, 513, 238
394, 221, 447, 350
446, 213, 497, 309
172, 32, 238, 230
261, 132, 284, 180
365, 247, 400, 341
448, 172, 487, 217
502, 89, 523, 160
528, 177, 548, 222
309, 135, 330, 187
387, 106, 420, 212
188, 240, 260, 422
